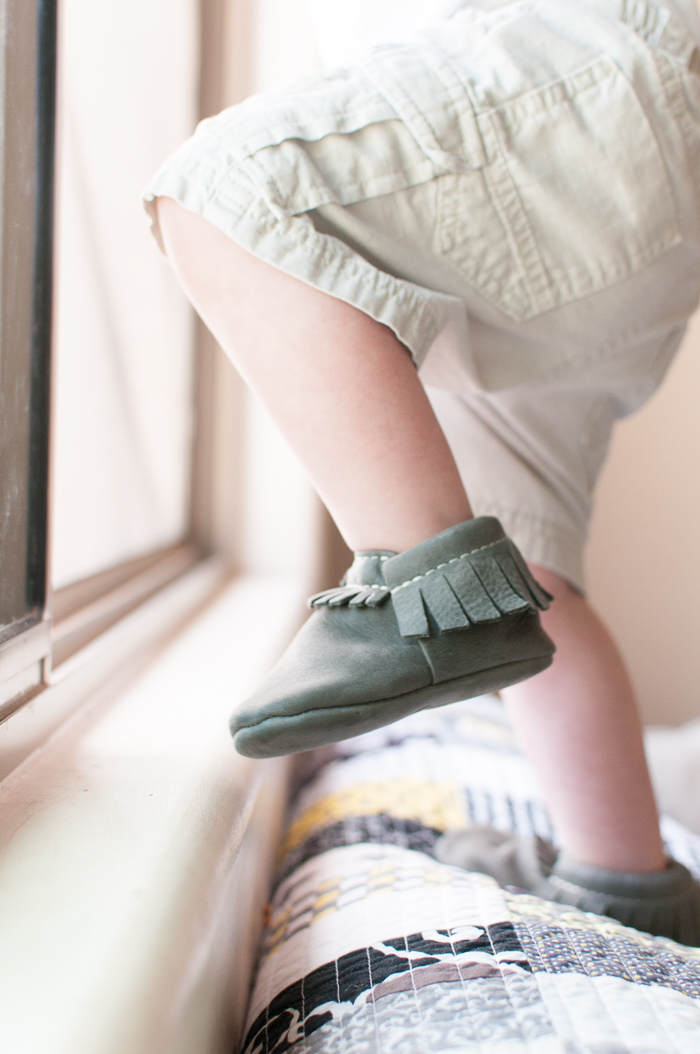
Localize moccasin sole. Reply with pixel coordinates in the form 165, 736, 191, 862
233, 651, 552, 757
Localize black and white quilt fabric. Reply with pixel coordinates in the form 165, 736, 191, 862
241, 698, 700, 1053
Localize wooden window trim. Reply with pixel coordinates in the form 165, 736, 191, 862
51, 543, 205, 668
0, 0, 242, 766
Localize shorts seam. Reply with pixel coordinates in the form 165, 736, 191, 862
482, 119, 553, 318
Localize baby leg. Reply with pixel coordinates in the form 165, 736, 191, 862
501, 567, 666, 873
156, 196, 472, 554
442, 589, 700, 942
435, 569, 700, 942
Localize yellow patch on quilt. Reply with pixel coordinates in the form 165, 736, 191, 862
281, 779, 466, 858
264, 859, 461, 958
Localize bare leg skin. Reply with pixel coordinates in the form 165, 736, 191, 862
156, 197, 665, 873
502, 566, 666, 873
156, 197, 471, 553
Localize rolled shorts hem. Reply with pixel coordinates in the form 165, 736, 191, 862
144, 161, 457, 370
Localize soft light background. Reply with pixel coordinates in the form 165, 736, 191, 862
586, 316, 700, 726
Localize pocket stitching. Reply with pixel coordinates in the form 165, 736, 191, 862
443, 54, 681, 321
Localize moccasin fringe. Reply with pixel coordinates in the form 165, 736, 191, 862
390, 539, 552, 639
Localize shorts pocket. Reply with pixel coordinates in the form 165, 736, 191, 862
439, 55, 681, 321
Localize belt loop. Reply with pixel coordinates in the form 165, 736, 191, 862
619, 0, 666, 43
618, 0, 698, 65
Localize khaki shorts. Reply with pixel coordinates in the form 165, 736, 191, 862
144, 0, 700, 589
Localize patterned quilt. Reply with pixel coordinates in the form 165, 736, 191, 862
241, 698, 700, 1053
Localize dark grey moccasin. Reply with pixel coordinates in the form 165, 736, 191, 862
542, 853, 700, 946
435, 826, 700, 946
231, 516, 555, 758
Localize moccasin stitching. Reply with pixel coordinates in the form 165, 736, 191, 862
390, 538, 503, 593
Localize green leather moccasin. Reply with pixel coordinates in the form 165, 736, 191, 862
231, 516, 555, 758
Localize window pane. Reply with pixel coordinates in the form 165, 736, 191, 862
51, 0, 198, 589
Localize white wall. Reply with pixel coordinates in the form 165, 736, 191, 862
586, 311, 700, 726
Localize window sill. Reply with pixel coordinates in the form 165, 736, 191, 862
0, 557, 226, 783
0, 573, 306, 1054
